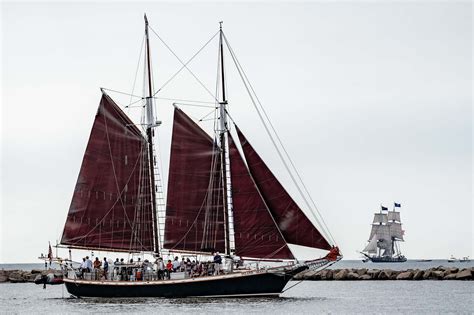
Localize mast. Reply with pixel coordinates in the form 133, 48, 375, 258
144, 14, 160, 255
218, 21, 231, 256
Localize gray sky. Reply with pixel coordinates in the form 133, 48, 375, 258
1, 1, 472, 263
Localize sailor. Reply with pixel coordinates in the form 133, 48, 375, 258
166, 260, 173, 279
213, 252, 222, 275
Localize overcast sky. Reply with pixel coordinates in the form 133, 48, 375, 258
1, 1, 472, 263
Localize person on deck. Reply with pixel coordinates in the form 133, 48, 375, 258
213, 252, 222, 275
103, 257, 109, 280
80, 257, 88, 278
156, 257, 165, 280
85, 256, 93, 277
172, 257, 180, 272
166, 260, 173, 279
93, 257, 102, 280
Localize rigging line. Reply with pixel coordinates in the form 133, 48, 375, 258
101, 87, 143, 99
156, 97, 215, 104
223, 35, 334, 245
172, 102, 216, 109
128, 34, 146, 114
198, 109, 216, 122
148, 26, 219, 103
125, 98, 146, 109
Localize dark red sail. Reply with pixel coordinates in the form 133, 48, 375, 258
229, 135, 294, 259
236, 127, 331, 251
61, 93, 156, 252
164, 108, 225, 253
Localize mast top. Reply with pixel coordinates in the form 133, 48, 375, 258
144, 13, 149, 25
219, 21, 223, 30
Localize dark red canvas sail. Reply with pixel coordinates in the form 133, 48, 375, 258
164, 108, 225, 253
61, 93, 156, 252
229, 135, 294, 259
236, 126, 331, 251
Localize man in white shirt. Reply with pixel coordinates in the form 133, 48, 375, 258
85, 256, 93, 272
172, 257, 180, 272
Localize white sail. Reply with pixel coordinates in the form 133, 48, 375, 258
373, 213, 388, 224
369, 224, 390, 241
389, 222, 404, 240
388, 211, 401, 222
363, 235, 378, 253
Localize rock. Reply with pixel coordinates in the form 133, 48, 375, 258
0, 275, 8, 283
378, 270, 392, 280
456, 269, 472, 280
320, 269, 333, 280
443, 273, 458, 280
396, 271, 413, 280
422, 270, 432, 280
367, 269, 380, 279
359, 274, 372, 280
431, 271, 445, 279
356, 268, 367, 276
346, 272, 360, 280
390, 271, 400, 280
31, 269, 43, 274
310, 272, 322, 280
334, 269, 348, 280
413, 270, 424, 280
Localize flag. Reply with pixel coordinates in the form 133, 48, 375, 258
381, 205, 388, 211
47, 242, 53, 262
394, 202, 401, 207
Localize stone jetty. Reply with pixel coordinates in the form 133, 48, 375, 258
0, 266, 472, 283
0, 269, 62, 283
294, 266, 473, 281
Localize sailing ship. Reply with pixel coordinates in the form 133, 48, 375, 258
49, 15, 341, 298
361, 204, 406, 263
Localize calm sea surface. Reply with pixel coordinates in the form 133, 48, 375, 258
1, 261, 472, 314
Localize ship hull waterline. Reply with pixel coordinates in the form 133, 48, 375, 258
63, 270, 297, 298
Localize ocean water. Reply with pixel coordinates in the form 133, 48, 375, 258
0, 261, 472, 314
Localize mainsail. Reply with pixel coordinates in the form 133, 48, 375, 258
236, 127, 331, 251
164, 108, 225, 253
61, 93, 156, 252
229, 134, 294, 259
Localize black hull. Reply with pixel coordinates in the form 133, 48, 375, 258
64, 272, 292, 298
368, 256, 407, 263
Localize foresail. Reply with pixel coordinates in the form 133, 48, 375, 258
60, 93, 156, 252
235, 126, 332, 251
229, 134, 294, 260
363, 235, 378, 253
164, 108, 225, 253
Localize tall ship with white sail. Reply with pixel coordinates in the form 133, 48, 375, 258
361, 204, 406, 263
47, 15, 341, 298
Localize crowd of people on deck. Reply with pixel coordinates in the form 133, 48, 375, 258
77, 252, 224, 281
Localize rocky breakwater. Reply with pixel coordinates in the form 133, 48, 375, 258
294, 266, 473, 281
0, 269, 62, 283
